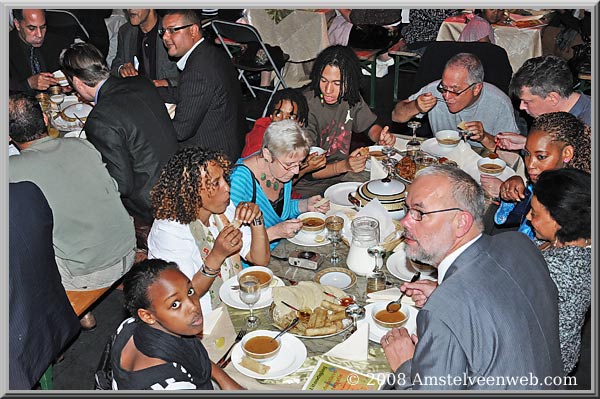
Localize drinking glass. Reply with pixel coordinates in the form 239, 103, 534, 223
406, 120, 422, 156
238, 274, 261, 328
381, 145, 397, 175
325, 215, 344, 264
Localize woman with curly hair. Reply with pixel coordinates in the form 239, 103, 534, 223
482, 111, 591, 238
147, 147, 269, 316
527, 168, 591, 375
293, 44, 396, 197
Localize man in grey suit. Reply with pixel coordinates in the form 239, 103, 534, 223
381, 165, 562, 390
160, 9, 245, 162
110, 9, 179, 95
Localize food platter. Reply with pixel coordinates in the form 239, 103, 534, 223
270, 281, 354, 339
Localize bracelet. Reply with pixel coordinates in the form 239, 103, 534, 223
204, 264, 220, 273
200, 265, 219, 278
251, 215, 264, 226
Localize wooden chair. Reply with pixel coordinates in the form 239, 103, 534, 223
389, 50, 421, 102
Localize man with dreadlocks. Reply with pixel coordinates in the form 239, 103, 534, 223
294, 45, 396, 197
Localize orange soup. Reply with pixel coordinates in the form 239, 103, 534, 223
375, 309, 407, 324
244, 336, 279, 354
244, 270, 272, 286
302, 217, 325, 227
437, 138, 460, 145
479, 163, 504, 172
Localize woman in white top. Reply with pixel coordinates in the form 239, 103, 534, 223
147, 146, 270, 317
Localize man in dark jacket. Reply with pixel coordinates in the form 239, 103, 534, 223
111, 9, 179, 99
9, 8, 71, 94
160, 9, 245, 162
60, 42, 178, 249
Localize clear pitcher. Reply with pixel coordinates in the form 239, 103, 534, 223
347, 216, 380, 276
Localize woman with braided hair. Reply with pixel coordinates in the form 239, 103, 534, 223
481, 112, 591, 238
147, 147, 270, 318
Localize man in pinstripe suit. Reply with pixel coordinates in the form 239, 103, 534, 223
381, 165, 562, 390
161, 9, 245, 162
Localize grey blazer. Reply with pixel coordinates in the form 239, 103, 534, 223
388, 232, 563, 390
110, 18, 179, 87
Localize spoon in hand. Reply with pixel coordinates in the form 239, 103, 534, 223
386, 271, 421, 312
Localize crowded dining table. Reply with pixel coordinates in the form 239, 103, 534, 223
199, 133, 526, 390
436, 10, 553, 72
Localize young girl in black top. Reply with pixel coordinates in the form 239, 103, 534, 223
110, 259, 244, 390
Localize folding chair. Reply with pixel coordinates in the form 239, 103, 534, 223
211, 20, 288, 122
45, 9, 90, 42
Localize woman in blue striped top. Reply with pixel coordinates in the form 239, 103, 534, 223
230, 119, 331, 251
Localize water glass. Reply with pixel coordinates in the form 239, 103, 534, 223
238, 274, 261, 328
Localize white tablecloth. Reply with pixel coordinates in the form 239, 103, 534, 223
436, 21, 543, 73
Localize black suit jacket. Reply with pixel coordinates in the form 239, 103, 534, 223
9, 29, 72, 94
170, 39, 245, 162
85, 76, 178, 223
9, 182, 81, 389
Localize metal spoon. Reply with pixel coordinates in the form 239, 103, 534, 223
280, 301, 311, 321
386, 271, 421, 312
271, 317, 299, 342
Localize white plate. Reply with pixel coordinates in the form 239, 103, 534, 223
324, 181, 361, 208
421, 137, 470, 157
287, 230, 330, 247
231, 331, 307, 379
361, 303, 419, 343
313, 267, 357, 290
63, 129, 86, 139
54, 98, 93, 131
386, 250, 437, 282
219, 275, 284, 310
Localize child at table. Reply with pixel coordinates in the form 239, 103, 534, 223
110, 259, 244, 390
294, 45, 396, 198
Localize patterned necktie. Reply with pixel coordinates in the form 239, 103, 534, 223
29, 46, 41, 75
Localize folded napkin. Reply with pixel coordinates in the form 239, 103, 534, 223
369, 156, 388, 180
394, 136, 409, 151
201, 306, 237, 363
366, 287, 416, 307
323, 323, 369, 361
356, 199, 395, 243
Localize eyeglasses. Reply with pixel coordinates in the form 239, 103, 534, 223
274, 156, 302, 171
436, 82, 477, 97
158, 24, 194, 37
402, 204, 463, 221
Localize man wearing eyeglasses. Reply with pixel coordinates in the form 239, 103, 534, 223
380, 165, 562, 390
159, 9, 245, 162
392, 53, 520, 149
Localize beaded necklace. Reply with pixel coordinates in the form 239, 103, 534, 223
256, 156, 280, 191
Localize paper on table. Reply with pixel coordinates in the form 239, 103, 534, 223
369, 156, 387, 180
201, 306, 237, 363
366, 288, 416, 306
323, 323, 369, 361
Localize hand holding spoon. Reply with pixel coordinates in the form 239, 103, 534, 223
386, 272, 421, 312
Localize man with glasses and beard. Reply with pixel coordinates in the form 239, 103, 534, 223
380, 165, 562, 390
392, 52, 520, 150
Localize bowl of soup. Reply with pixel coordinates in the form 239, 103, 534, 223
371, 301, 408, 329
435, 130, 461, 148
241, 330, 281, 362
477, 157, 506, 176
299, 212, 326, 233
238, 266, 274, 290
310, 146, 326, 156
